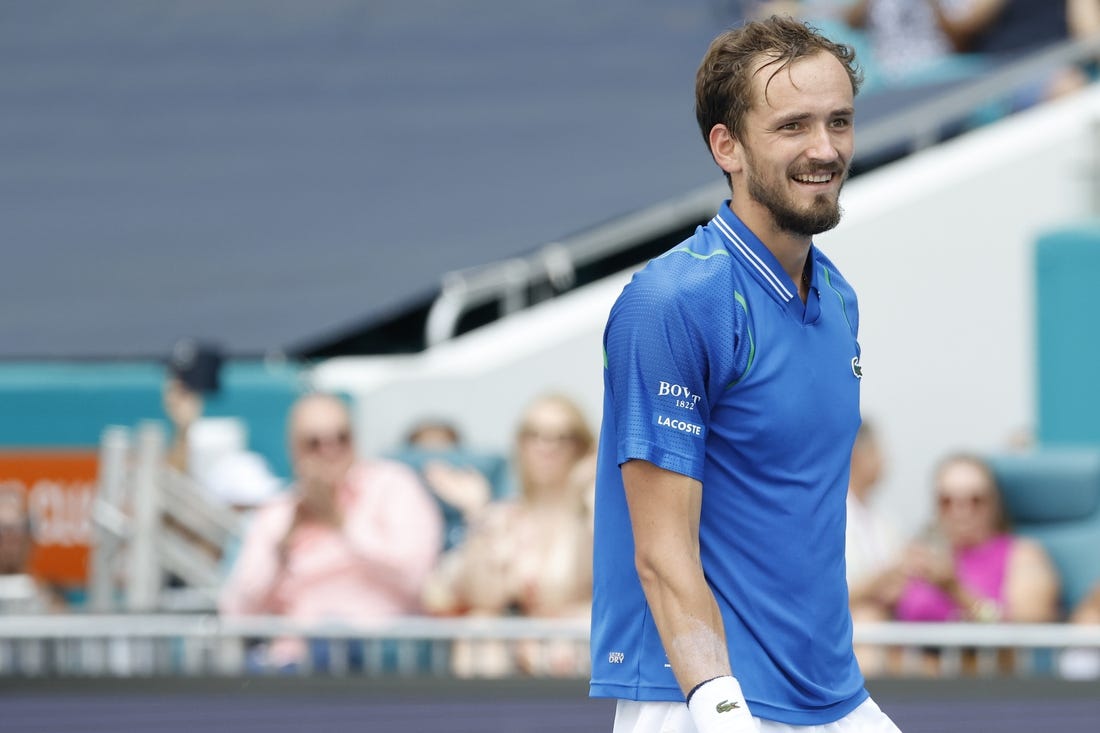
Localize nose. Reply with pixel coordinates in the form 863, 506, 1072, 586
806, 123, 840, 164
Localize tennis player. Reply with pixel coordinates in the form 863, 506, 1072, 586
589, 16, 903, 733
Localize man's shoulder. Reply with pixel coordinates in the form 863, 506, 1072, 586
616, 231, 738, 312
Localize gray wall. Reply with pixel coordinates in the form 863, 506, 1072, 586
315, 83, 1100, 540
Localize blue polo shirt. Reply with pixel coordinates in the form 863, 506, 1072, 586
589, 202, 867, 725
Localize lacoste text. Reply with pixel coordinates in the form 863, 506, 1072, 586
657, 415, 702, 436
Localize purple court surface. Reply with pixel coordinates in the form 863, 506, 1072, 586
1, 678, 1098, 733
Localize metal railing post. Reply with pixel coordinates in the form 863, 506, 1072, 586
88, 426, 131, 612
127, 422, 165, 612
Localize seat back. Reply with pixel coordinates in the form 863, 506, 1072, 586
988, 448, 1100, 614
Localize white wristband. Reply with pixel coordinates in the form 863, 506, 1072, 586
686, 676, 756, 733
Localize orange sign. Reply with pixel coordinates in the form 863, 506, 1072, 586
0, 451, 98, 586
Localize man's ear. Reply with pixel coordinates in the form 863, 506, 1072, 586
708, 123, 742, 177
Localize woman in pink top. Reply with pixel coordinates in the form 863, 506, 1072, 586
219, 393, 444, 669
895, 453, 1060, 624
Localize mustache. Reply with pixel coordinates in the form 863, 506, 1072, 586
789, 161, 846, 177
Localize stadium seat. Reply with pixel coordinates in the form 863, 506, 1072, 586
988, 448, 1100, 615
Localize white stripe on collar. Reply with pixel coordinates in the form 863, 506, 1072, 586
711, 216, 794, 301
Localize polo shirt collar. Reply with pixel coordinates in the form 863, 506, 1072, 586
711, 201, 821, 323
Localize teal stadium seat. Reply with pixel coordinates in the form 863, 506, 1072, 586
1036, 223, 1100, 447
988, 449, 1100, 616
0, 361, 304, 479
387, 446, 512, 551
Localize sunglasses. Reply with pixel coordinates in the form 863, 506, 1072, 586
298, 429, 351, 454
936, 492, 991, 511
518, 426, 580, 447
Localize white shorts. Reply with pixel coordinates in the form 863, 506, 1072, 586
612, 697, 902, 733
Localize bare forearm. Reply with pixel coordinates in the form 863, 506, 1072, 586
622, 460, 732, 697
1072, 584, 1100, 624
1067, 0, 1100, 39
1004, 540, 1060, 622
638, 559, 730, 695
931, 0, 1005, 51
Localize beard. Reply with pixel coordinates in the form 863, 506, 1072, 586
744, 152, 847, 237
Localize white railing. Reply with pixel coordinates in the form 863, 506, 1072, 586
1, 615, 1098, 680
88, 422, 244, 613
421, 35, 1100, 347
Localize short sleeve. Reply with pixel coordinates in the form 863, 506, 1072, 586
604, 276, 712, 481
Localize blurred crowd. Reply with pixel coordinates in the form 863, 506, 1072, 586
4, 0, 1100, 682
725, 0, 1100, 163
739, 0, 1100, 99
3, 341, 1100, 681
844, 421, 1099, 678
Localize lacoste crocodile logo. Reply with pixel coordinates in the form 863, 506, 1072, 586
716, 700, 741, 713
851, 357, 863, 379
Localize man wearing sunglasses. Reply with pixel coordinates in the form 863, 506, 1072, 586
219, 392, 444, 670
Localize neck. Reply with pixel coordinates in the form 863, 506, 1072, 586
729, 198, 813, 298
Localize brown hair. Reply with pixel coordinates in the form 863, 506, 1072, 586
514, 393, 595, 499
695, 15, 862, 182
516, 393, 595, 454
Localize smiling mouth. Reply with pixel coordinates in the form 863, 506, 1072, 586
792, 172, 836, 184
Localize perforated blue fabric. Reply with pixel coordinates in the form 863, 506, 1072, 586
590, 202, 867, 725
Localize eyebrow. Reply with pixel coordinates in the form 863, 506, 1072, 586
770, 108, 855, 126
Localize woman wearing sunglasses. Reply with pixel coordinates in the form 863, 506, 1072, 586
894, 453, 1060, 626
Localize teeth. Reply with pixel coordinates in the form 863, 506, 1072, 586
794, 173, 832, 183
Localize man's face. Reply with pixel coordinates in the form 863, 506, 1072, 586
736, 51, 855, 237
290, 396, 355, 489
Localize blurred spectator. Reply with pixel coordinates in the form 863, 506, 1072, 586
1052, 0, 1100, 98
970, 0, 1099, 108
1069, 0, 1100, 41
163, 338, 282, 510
1068, 580, 1100, 624
0, 486, 59, 613
1059, 579, 1100, 679
846, 421, 905, 613
164, 337, 223, 474
843, 0, 1000, 88
421, 393, 596, 677
895, 453, 1060, 625
971, 0, 1067, 56
393, 418, 512, 551
405, 418, 463, 450
219, 392, 444, 670
725, 0, 853, 23
844, 421, 906, 674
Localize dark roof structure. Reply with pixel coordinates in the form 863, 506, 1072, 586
6, 1, 1044, 360
3, 0, 730, 359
